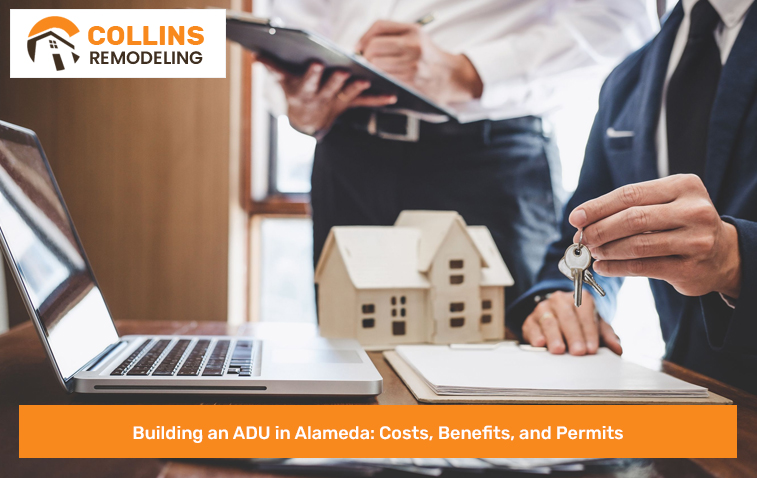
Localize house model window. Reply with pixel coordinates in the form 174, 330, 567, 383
450, 275, 464, 285
314, 211, 514, 346
450, 302, 465, 312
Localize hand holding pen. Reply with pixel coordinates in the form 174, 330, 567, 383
355, 13, 483, 104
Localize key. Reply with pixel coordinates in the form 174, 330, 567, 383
564, 243, 591, 307
560, 254, 606, 299
583, 269, 606, 297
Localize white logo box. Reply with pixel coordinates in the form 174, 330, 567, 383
10, 9, 226, 78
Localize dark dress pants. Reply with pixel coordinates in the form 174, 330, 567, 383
311, 118, 564, 307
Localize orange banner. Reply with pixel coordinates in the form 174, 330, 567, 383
18, 405, 736, 458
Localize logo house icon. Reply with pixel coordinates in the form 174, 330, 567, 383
27, 16, 81, 71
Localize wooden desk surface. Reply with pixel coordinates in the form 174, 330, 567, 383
2, 320, 755, 478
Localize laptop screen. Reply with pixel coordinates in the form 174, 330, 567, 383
0, 122, 118, 382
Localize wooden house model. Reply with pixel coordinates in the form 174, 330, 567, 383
314, 211, 514, 346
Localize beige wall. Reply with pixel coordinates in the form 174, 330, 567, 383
0, 0, 237, 325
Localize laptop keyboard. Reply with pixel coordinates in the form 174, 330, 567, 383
110, 338, 254, 377
202, 340, 230, 376
109, 339, 152, 375
152, 339, 191, 375
127, 339, 171, 375
177, 339, 211, 376
227, 340, 253, 377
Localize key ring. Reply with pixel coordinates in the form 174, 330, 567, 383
576, 229, 584, 254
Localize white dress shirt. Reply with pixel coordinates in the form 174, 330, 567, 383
265, 0, 658, 123
656, 0, 754, 177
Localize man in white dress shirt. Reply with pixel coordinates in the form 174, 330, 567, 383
262, 0, 657, 307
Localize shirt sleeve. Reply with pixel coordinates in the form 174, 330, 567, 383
463, 0, 658, 109
269, 0, 332, 34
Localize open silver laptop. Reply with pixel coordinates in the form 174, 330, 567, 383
0, 120, 382, 395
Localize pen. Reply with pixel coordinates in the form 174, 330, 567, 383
414, 12, 436, 26
356, 12, 436, 56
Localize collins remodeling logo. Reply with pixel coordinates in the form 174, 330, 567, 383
27, 16, 81, 71
11, 9, 225, 78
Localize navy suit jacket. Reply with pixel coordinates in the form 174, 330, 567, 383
509, 2, 757, 394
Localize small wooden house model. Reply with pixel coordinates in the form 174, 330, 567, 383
314, 211, 514, 346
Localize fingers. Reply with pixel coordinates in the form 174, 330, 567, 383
591, 230, 681, 261
549, 294, 586, 355
538, 311, 566, 355
333, 80, 372, 105
593, 256, 680, 279
363, 36, 413, 60
569, 176, 686, 230
319, 70, 351, 99
349, 94, 398, 108
522, 312, 546, 348
523, 294, 617, 357
572, 204, 682, 248
599, 320, 623, 355
521, 291, 607, 357
300, 63, 324, 95
522, 301, 559, 351
367, 57, 417, 76
576, 298, 600, 354
356, 20, 417, 53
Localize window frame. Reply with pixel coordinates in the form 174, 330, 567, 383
241, 1, 309, 216
238, 0, 311, 323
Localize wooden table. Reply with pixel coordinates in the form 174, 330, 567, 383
2, 320, 755, 478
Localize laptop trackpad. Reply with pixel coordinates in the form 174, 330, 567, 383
272, 349, 362, 364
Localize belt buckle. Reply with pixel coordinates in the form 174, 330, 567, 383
367, 111, 420, 142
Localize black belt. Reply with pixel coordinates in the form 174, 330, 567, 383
336, 109, 544, 143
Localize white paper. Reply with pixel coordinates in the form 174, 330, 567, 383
396, 346, 707, 397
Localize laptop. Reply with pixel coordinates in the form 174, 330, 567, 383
0, 120, 382, 395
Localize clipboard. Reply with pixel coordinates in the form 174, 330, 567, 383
226, 10, 454, 121
383, 350, 732, 405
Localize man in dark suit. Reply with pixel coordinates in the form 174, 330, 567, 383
508, 0, 757, 394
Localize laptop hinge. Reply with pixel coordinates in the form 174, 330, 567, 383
84, 340, 126, 372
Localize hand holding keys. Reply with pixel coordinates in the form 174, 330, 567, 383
559, 230, 605, 307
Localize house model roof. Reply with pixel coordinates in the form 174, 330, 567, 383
467, 226, 514, 287
394, 210, 487, 272
317, 227, 431, 290
315, 211, 513, 290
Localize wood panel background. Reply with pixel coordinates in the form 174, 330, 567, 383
0, 0, 237, 325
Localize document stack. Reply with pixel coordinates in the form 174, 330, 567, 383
395, 345, 709, 398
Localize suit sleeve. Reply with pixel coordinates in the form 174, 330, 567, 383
699, 216, 757, 355
507, 81, 624, 334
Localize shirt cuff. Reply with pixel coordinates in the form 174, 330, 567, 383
463, 40, 526, 108
719, 293, 737, 309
